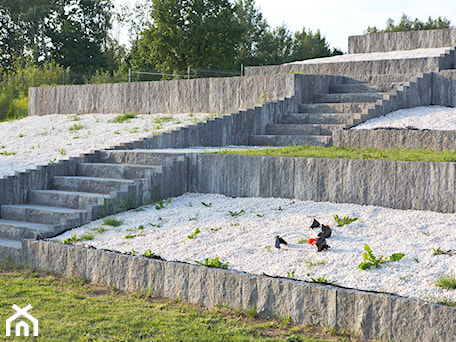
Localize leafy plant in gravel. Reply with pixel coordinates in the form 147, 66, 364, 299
113, 112, 136, 123
201, 202, 212, 207
432, 247, 452, 255
333, 215, 358, 227
435, 274, 456, 290
229, 209, 244, 217
287, 270, 296, 278
69, 123, 84, 131
187, 227, 201, 239
124, 249, 137, 255
195, 257, 229, 269
155, 198, 171, 210
61, 233, 80, 244
103, 217, 124, 227
309, 274, 337, 284
125, 225, 145, 239
359, 244, 404, 270
144, 250, 156, 258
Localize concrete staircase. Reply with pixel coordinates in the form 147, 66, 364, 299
0, 152, 182, 263
249, 73, 421, 147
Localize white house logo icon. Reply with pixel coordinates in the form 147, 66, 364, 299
5, 304, 38, 337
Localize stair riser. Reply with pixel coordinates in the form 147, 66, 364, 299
0, 224, 48, 240
249, 135, 332, 147
28, 191, 107, 210
329, 83, 396, 93
78, 163, 161, 180
99, 151, 178, 166
0, 244, 22, 263
298, 103, 373, 114
282, 114, 362, 125
53, 177, 132, 194
314, 93, 383, 104
267, 124, 334, 136
1, 206, 87, 226
333, 74, 416, 84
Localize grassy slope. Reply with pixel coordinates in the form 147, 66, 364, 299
0, 262, 369, 342
215, 145, 456, 162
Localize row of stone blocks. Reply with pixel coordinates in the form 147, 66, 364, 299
20, 240, 456, 342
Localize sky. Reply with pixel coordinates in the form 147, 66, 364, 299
114, 0, 456, 53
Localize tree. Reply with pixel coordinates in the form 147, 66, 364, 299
366, 14, 451, 34
255, 24, 294, 65
291, 28, 331, 62
135, 0, 243, 75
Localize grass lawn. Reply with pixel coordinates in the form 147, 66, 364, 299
0, 262, 369, 342
215, 145, 456, 163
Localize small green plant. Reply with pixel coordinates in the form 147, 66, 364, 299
287, 270, 296, 278
432, 247, 452, 255
58, 148, 66, 156
187, 227, 201, 239
149, 223, 161, 228
228, 209, 244, 217
256, 213, 264, 217
155, 198, 171, 210
70, 115, 80, 121
79, 232, 95, 241
333, 214, 358, 227
62, 233, 80, 244
435, 274, 456, 290
0, 150, 16, 156
113, 113, 136, 123
309, 274, 337, 284
144, 250, 156, 258
154, 116, 173, 124
124, 249, 137, 255
195, 257, 229, 269
358, 244, 404, 270
125, 225, 145, 239
246, 305, 257, 318
210, 227, 222, 232
69, 123, 84, 131
201, 202, 212, 207
103, 217, 124, 227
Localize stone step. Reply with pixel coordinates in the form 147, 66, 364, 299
78, 163, 162, 180
313, 92, 384, 103
282, 113, 364, 125
0, 238, 22, 263
53, 176, 134, 194
28, 189, 109, 210
333, 73, 417, 84
266, 124, 344, 136
298, 103, 374, 114
99, 150, 182, 166
0, 219, 55, 240
1, 204, 88, 226
249, 135, 332, 147
329, 83, 396, 93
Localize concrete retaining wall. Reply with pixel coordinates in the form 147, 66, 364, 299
432, 70, 456, 106
333, 129, 456, 151
28, 74, 299, 116
348, 28, 456, 54
21, 240, 456, 342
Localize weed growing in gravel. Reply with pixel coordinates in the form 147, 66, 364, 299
0, 150, 16, 155
432, 247, 452, 255
435, 274, 456, 290
70, 115, 80, 121
333, 215, 358, 227
144, 250, 156, 258
124, 249, 137, 255
79, 232, 95, 241
61, 233, 80, 244
187, 228, 201, 239
210, 227, 222, 232
359, 244, 404, 270
149, 223, 161, 228
302, 258, 325, 269
125, 225, 145, 239
155, 198, 171, 210
113, 113, 136, 123
195, 257, 229, 269
58, 148, 66, 156
229, 209, 244, 217
309, 274, 337, 284
69, 123, 84, 131
103, 217, 124, 227
201, 202, 212, 207
154, 116, 173, 124
287, 270, 296, 278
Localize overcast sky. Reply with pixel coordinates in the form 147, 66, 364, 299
114, 0, 456, 53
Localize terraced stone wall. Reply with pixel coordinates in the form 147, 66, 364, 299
348, 28, 456, 54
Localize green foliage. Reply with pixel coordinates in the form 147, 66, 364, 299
69, 123, 84, 131
229, 209, 245, 217
125, 225, 145, 239
155, 198, 171, 210
216, 144, 456, 163
201, 201, 212, 207
333, 215, 358, 227
359, 244, 404, 271
366, 14, 451, 34
309, 274, 337, 284
102, 217, 124, 227
144, 250, 156, 258
435, 274, 456, 290
195, 256, 229, 269
187, 227, 201, 239
432, 247, 453, 255
113, 112, 136, 123
61, 233, 80, 244
287, 270, 296, 278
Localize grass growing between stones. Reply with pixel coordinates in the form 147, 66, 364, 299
216, 145, 456, 162
0, 262, 368, 342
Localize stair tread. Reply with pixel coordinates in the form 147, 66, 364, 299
0, 238, 22, 249
54, 175, 135, 182
0, 219, 51, 230
81, 163, 161, 169
2, 204, 86, 213
30, 189, 110, 198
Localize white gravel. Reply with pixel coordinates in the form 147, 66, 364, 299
0, 113, 211, 178
2, 107, 456, 304
288, 47, 453, 65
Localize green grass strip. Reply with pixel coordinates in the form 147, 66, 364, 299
214, 145, 456, 162
0, 262, 350, 341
